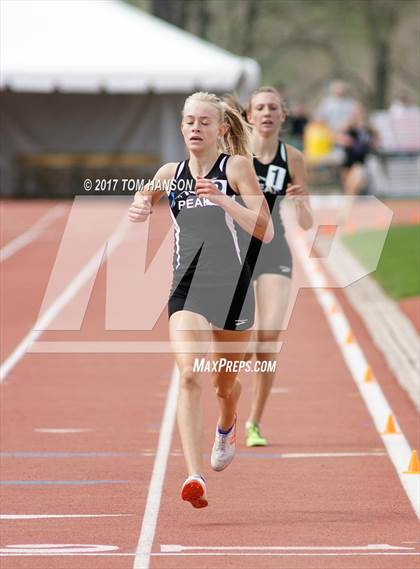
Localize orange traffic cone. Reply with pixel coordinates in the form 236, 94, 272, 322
403, 451, 420, 474
364, 366, 374, 382
382, 414, 399, 434
321, 225, 336, 235
345, 331, 354, 344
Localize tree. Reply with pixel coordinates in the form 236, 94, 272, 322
151, 0, 187, 29
125, 0, 419, 108
242, 0, 260, 55
361, 0, 402, 107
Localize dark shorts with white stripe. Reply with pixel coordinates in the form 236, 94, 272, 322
168, 268, 255, 331
245, 232, 293, 281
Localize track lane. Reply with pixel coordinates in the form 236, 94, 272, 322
150, 264, 420, 569
1, 200, 419, 569
1, 203, 71, 362
1, 200, 174, 568
0, 201, 68, 249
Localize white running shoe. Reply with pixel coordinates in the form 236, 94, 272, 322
181, 475, 208, 509
210, 415, 237, 472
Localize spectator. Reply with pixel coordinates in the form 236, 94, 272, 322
336, 102, 378, 195
317, 80, 358, 133
389, 92, 420, 151
390, 92, 418, 118
287, 101, 309, 150
304, 118, 334, 165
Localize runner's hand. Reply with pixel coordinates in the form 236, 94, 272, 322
195, 177, 225, 206
128, 195, 152, 222
286, 183, 308, 205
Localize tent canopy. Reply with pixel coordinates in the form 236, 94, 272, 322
0, 0, 259, 95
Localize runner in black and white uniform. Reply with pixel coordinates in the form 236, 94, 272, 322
224, 87, 313, 448
128, 91, 273, 509
168, 153, 254, 331
243, 139, 293, 281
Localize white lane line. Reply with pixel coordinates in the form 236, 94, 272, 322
0, 514, 133, 520
0, 205, 66, 262
281, 452, 386, 458
161, 544, 413, 552
0, 544, 118, 555
0, 450, 385, 459
294, 235, 420, 519
0, 220, 127, 383
29, 340, 275, 353
155, 552, 420, 557
1, 552, 419, 558
133, 366, 179, 569
242, 452, 386, 459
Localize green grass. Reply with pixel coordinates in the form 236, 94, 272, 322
343, 225, 420, 300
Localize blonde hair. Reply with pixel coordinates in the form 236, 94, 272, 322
182, 91, 252, 160
248, 85, 288, 116
221, 93, 248, 121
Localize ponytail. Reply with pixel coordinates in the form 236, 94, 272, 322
221, 93, 248, 121
220, 101, 253, 160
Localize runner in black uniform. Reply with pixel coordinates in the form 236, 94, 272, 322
243, 139, 293, 281
225, 87, 313, 448
128, 91, 273, 509
336, 101, 378, 196
168, 153, 255, 331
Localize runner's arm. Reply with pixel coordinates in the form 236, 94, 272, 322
225, 155, 274, 243
128, 162, 177, 222
286, 146, 313, 230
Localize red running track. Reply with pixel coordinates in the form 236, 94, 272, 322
1, 199, 419, 569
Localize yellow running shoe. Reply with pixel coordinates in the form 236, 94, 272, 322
245, 422, 268, 447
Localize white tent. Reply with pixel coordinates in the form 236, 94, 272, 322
0, 0, 260, 196
0, 0, 259, 95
